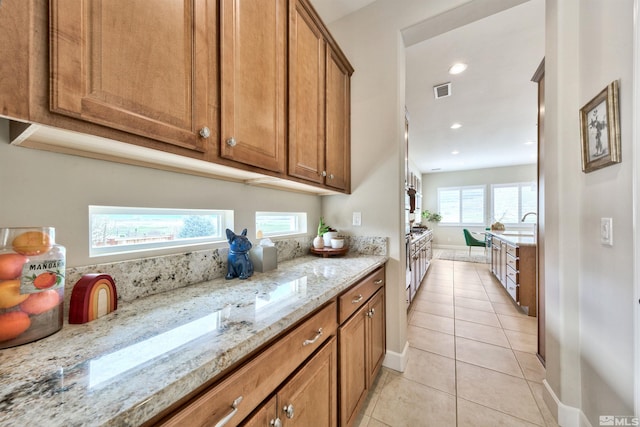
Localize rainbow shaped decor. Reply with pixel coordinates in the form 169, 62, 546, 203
69, 274, 118, 324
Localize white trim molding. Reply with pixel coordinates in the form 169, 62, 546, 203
382, 340, 409, 372
543, 380, 593, 427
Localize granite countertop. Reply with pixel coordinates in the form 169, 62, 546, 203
487, 231, 536, 246
0, 254, 387, 427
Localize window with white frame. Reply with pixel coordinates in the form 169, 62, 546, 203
437, 186, 485, 225
255, 212, 307, 238
89, 206, 233, 257
491, 182, 537, 225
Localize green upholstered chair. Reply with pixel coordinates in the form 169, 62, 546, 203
463, 229, 487, 255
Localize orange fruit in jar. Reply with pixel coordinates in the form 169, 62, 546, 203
0, 253, 28, 280
0, 311, 31, 342
0, 280, 30, 309
20, 289, 60, 315
12, 231, 52, 256
33, 272, 58, 289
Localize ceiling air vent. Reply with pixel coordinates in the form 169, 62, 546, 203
433, 82, 451, 99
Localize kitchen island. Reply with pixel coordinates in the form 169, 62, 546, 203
0, 254, 386, 426
488, 231, 537, 316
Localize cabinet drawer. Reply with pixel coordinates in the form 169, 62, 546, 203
506, 244, 518, 257
506, 254, 518, 271
506, 266, 519, 284
339, 267, 385, 323
506, 278, 519, 302
160, 301, 337, 427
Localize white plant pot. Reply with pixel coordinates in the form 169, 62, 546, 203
323, 231, 338, 247
313, 235, 325, 249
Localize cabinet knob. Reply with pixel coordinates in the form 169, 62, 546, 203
226, 137, 237, 147
321, 171, 327, 177
367, 308, 376, 318
329, 173, 334, 179
270, 418, 283, 427
283, 404, 295, 419
199, 127, 211, 138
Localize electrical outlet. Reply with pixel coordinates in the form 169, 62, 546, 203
353, 212, 362, 226
601, 218, 613, 246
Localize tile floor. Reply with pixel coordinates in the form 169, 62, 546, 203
355, 253, 558, 427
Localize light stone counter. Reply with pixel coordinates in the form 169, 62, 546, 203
0, 254, 387, 427
487, 231, 536, 246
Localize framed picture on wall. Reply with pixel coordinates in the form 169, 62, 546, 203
579, 80, 621, 173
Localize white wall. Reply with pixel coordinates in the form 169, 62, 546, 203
545, 0, 635, 423
421, 164, 537, 247
0, 119, 321, 267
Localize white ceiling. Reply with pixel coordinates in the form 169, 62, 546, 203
310, 0, 545, 174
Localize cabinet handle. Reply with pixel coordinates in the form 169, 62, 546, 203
329, 173, 334, 179
213, 396, 243, 427
367, 308, 376, 318
374, 279, 383, 285
283, 403, 295, 419
352, 294, 364, 304
270, 418, 283, 427
199, 127, 211, 138
302, 328, 323, 346
321, 170, 327, 177
226, 137, 237, 147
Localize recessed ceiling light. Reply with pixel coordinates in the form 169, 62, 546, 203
451, 150, 460, 155
450, 123, 462, 129
448, 63, 468, 75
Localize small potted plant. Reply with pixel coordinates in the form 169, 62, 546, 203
421, 210, 442, 228
313, 217, 330, 249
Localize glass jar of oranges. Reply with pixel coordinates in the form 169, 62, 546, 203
0, 227, 65, 349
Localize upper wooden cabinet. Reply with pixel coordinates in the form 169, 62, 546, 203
325, 47, 351, 191
288, 0, 326, 185
50, 0, 216, 153
219, 0, 287, 173
0, 0, 352, 194
289, 0, 353, 192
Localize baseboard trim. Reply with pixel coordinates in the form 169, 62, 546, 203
382, 340, 409, 372
543, 379, 592, 427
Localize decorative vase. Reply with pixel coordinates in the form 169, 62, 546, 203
313, 235, 325, 249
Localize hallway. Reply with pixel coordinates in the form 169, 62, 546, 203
355, 255, 558, 426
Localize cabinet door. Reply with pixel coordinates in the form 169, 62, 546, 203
288, 0, 326, 184
325, 47, 351, 192
338, 305, 368, 427
367, 289, 385, 387
220, 0, 287, 173
279, 338, 337, 427
50, 0, 215, 152
241, 395, 278, 427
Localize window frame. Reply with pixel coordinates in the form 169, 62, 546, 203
490, 182, 537, 225
255, 211, 307, 238
436, 185, 486, 226
89, 205, 234, 257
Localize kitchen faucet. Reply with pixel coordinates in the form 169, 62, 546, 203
521, 212, 537, 222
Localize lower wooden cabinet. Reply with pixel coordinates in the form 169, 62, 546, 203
155, 302, 337, 427
338, 281, 385, 427
152, 266, 385, 427
243, 338, 337, 427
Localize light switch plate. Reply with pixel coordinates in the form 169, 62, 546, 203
353, 212, 362, 226
601, 217, 613, 246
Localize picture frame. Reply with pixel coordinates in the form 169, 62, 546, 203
579, 80, 621, 173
